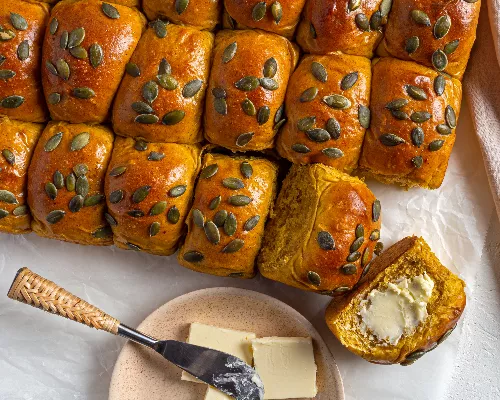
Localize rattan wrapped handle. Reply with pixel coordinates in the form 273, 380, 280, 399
7, 267, 120, 334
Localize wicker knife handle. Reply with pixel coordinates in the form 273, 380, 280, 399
7, 267, 120, 334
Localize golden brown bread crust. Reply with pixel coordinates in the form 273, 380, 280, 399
383, 0, 480, 80
112, 24, 213, 144
142, 0, 221, 31
276, 53, 371, 173
258, 164, 382, 294
204, 30, 298, 152
358, 57, 462, 189
42, 0, 145, 124
104, 137, 201, 255
0, 0, 49, 122
223, 0, 307, 38
28, 121, 114, 245
178, 153, 278, 278
296, 0, 386, 58
0, 117, 43, 234
325, 236, 466, 365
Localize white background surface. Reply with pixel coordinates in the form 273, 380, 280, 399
0, 98, 499, 400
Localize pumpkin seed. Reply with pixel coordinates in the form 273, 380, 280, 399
60, 31, 68, 49
241, 98, 256, 116
126, 62, 141, 77
149, 221, 161, 237
355, 13, 370, 31
132, 102, 153, 114
2, 149, 15, 165
307, 271, 321, 286
13, 205, 28, 216
175, 0, 189, 14
92, 226, 113, 239
271, 2, 283, 23
148, 151, 165, 161
224, 212, 237, 236
297, 116, 316, 131
0, 209, 8, 219
223, 42, 237, 63
362, 246, 372, 267
432, 49, 448, 71
222, 239, 244, 253
212, 87, 227, 99
46, 210, 65, 224
350, 236, 364, 253
257, 106, 270, 125
70, 46, 87, 59
379, 0, 393, 17
182, 79, 203, 98
411, 10, 431, 26
89, 44, 103, 68
323, 148, 344, 159
386, 98, 408, 111
44, 132, 63, 152
437, 325, 456, 344
434, 75, 446, 96
204, 220, 220, 244
132, 185, 151, 203
306, 128, 330, 142
274, 118, 286, 132
263, 57, 278, 78
391, 110, 409, 120
66, 173, 76, 191
55, 59, 70, 80
355, 224, 364, 238
310, 22, 317, 39
223, 177, 245, 190
193, 209, 205, 227
411, 127, 425, 147
134, 140, 148, 151
374, 241, 384, 255
406, 85, 427, 100
53, 170, 64, 189
0, 28, 16, 41
411, 111, 432, 123
50, 18, 59, 35
405, 36, 420, 54
369, 229, 380, 241
184, 250, 204, 262
73, 163, 88, 177
244, 215, 260, 231
167, 206, 180, 223
169, 185, 187, 197
370, 11, 382, 30
48, 93, 61, 105
1, 95, 24, 108
361, 261, 371, 278
102, 3, 120, 19
311, 62, 327, 83
209, 195, 222, 210
214, 98, 227, 115
68, 27, 85, 49
45, 182, 57, 200
317, 231, 335, 250
0, 189, 16, 204
341, 264, 357, 275
434, 15, 451, 39
17, 40, 29, 61
0, 70, 15, 80
162, 110, 185, 125
274, 105, 284, 122
235, 76, 260, 92
348, 0, 361, 11
84, 194, 104, 207
326, 118, 341, 139
143, 81, 158, 104
156, 59, 171, 76
300, 87, 318, 102
10, 13, 28, 31
412, 156, 424, 168
152, 20, 167, 38
405, 350, 426, 363
126, 242, 141, 251
379, 133, 406, 146
252, 2, 267, 21
260, 78, 279, 90
444, 39, 460, 55
436, 124, 452, 135
200, 164, 218, 179
347, 252, 361, 262
149, 201, 167, 216
109, 190, 123, 204
292, 143, 311, 153
372, 199, 381, 222
76, 175, 89, 197
229, 195, 252, 206
429, 139, 444, 151
128, 209, 144, 218
323, 94, 351, 109
73, 87, 95, 99
135, 114, 159, 124
445, 105, 456, 128
236, 132, 254, 147
69, 195, 84, 212
156, 74, 178, 90
358, 105, 371, 128
340, 72, 359, 91
71, 132, 90, 151
240, 162, 253, 178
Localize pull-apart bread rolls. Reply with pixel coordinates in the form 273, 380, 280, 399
382, 0, 480, 80
222, 0, 307, 38
326, 236, 466, 365
204, 30, 298, 151
42, 0, 145, 124
0, 1, 49, 122
0, 117, 43, 234
258, 164, 382, 295
113, 24, 213, 144
143, 0, 221, 31
178, 153, 278, 278
105, 137, 201, 255
28, 122, 114, 245
276, 53, 371, 173
296, 0, 389, 58
359, 58, 462, 189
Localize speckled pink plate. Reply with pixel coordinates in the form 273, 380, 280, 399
109, 287, 344, 400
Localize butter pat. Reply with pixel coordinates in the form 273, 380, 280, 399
181, 323, 256, 383
251, 337, 317, 399
359, 273, 434, 345
205, 386, 232, 400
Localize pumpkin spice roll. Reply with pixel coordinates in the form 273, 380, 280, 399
178, 153, 279, 278
42, 0, 145, 124
276, 53, 371, 173
112, 24, 213, 144
27, 121, 114, 245
0, 0, 49, 123
204, 30, 298, 152
296, 0, 390, 58
358, 58, 462, 189
105, 137, 201, 255
0, 117, 43, 234
382, 0, 480, 80
258, 164, 382, 295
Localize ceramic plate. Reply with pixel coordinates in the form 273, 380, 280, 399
109, 287, 344, 400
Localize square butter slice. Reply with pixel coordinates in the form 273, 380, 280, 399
251, 337, 317, 399
181, 322, 256, 383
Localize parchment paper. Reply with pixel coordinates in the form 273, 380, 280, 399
0, 100, 495, 400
